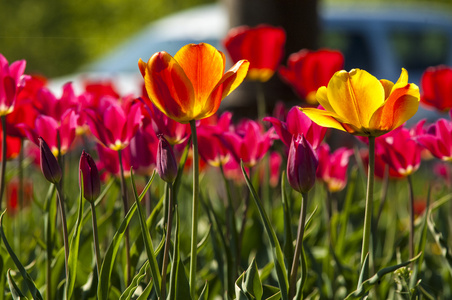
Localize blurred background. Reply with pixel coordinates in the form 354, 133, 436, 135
1, 0, 451, 78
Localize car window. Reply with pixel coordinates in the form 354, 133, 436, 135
390, 29, 449, 71
320, 30, 372, 71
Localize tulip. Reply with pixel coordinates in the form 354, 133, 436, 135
157, 135, 178, 183
223, 24, 286, 82
416, 118, 452, 161
0, 54, 28, 116
316, 144, 353, 193
85, 99, 142, 151
301, 68, 420, 137
39, 137, 62, 184
139, 43, 249, 123
198, 112, 232, 167
264, 106, 326, 149
279, 49, 344, 104
219, 119, 275, 168
128, 124, 158, 176
287, 134, 318, 194
420, 65, 452, 112
79, 150, 101, 203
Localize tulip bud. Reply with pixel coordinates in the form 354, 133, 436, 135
39, 137, 62, 184
157, 134, 178, 183
79, 150, 101, 202
287, 134, 318, 194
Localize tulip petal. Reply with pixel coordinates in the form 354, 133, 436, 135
300, 107, 347, 133
315, 86, 335, 112
327, 69, 385, 127
369, 83, 420, 132
174, 43, 224, 111
206, 60, 249, 118
143, 51, 195, 123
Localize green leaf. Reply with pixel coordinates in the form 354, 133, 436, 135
243, 258, 263, 300
168, 205, 192, 300
263, 285, 281, 300
428, 214, 452, 276
241, 161, 289, 300
281, 172, 294, 272
7, 270, 28, 300
234, 271, 248, 300
97, 174, 156, 300
65, 184, 85, 298
136, 279, 154, 300
130, 170, 161, 297
345, 253, 422, 299
120, 261, 149, 300
198, 281, 209, 300
0, 211, 43, 300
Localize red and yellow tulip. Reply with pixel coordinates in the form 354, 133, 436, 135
301, 68, 420, 136
139, 43, 249, 124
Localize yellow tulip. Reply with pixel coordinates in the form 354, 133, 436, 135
301, 68, 420, 136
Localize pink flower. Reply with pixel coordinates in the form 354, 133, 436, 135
316, 144, 353, 193
279, 49, 344, 105
264, 106, 326, 149
287, 134, 318, 194
223, 24, 286, 82
34, 83, 78, 121
128, 122, 159, 176
219, 119, 274, 168
198, 112, 232, 167
85, 99, 142, 151
96, 144, 132, 178
416, 116, 452, 161
0, 54, 28, 116
375, 126, 422, 177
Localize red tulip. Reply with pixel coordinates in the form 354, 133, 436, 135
39, 137, 62, 184
279, 49, 344, 104
223, 24, 286, 82
0, 54, 29, 116
316, 143, 353, 193
157, 135, 178, 183
79, 150, 101, 203
420, 65, 452, 112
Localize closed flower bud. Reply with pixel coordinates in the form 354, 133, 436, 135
79, 150, 101, 202
157, 134, 178, 183
39, 136, 62, 184
287, 134, 318, 194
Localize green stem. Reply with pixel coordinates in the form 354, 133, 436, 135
289, 192, 308, 299
90, 201, 101, 278
118, 149, 131, 284
55, 184, 70, 282
408, 175, 415, 261
361, 136, 375, 269
161, 182, 174, 300
189, 119, 199, 299
0, 115, 7, 211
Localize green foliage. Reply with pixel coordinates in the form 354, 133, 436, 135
0, 0, 214, 77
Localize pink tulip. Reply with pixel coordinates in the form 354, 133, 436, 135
128, 123, 159, 176
219, 119, 274, 168
416, 116, 452, 161
96, 143, 132, 178
264, 106, 326, 149
85, 99, 142, 151
0, 54, 29, 116
316, 143, 353, 193
198, 112, 232, 167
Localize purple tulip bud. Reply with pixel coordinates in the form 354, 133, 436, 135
157, 134, 178, 183
39, 136, 62, 184
79, 150, 101, 202
287, 134, 318, 194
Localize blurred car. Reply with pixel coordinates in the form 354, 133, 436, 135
54, 2, 452, 121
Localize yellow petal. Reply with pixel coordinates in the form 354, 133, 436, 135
315, 86, 335, 112
300, 107, 347, 132
327, 69, 385, 128
174, 43, 225, 114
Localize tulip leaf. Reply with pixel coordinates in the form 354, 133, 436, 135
65, 185, 85, 298
0, 211, 43, 300
281, 172, 294, 271
263, 285, 281, 300
241, 161, 289, 300
7, 269, 28, 300
168, 205, 192, 300
243, 258, 263, 300
198, 281, 209, 300
130, 170, 161, 298
344, 253, 421, 299
120, 261, 149, 300
97, 172, 156, 300
136, 278, 153, 300
428, 214, 452, 276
